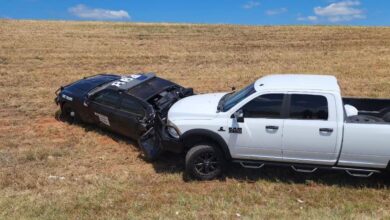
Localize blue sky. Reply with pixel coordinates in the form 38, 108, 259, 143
0, 0, 389, 26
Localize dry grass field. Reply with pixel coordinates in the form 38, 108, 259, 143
1, 19, 390, 219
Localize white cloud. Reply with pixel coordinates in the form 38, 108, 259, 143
314, 0, 365, 22
0, 15, 12, 19
297, 16, 318, 22
298, 0, 365, 23
266, 8, 288, 16
243, 1, 260, 9
69, 4, 130, 20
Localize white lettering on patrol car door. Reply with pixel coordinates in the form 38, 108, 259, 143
94, 112, 110, 126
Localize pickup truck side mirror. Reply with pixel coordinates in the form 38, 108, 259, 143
233, 109, 244, 123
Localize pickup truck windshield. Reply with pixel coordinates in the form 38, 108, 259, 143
221, 83, 255, 112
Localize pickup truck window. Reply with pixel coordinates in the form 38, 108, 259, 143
242, 94, 284, 118
93, 90, 120, 108
289, 94, 328, 120
119, 96, 145, 117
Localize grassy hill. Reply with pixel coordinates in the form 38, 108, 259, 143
1, 19, 390, 219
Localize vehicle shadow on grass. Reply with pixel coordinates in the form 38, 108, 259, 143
223, 163, 390, 189
150, 153, 390, 189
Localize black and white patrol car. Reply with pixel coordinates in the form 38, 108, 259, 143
55, 73, 193, 159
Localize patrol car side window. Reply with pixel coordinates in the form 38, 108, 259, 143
242, 94, 284, 118
93, 90, 120, 108
119, 96, 145, 117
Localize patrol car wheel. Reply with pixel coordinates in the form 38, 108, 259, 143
60, 103, 77, 124
185, 144, 226, 180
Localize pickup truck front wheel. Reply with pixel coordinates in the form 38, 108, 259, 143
185, 144, 226, 180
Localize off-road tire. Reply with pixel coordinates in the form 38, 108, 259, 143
185, 143, 226, 180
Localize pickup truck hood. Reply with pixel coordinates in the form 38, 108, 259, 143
168, 93, 226, 120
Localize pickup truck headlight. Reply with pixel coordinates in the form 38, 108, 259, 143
166, 120, 180, 139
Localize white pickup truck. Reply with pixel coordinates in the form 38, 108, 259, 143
162, 74, 390, 180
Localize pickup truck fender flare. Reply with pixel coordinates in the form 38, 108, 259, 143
180, 129, 232, 160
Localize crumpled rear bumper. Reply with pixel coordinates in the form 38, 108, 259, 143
138, 124, 184, 160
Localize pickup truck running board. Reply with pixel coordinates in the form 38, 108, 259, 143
233, 160, 382, 178
332, 167, 381, 178
291, 166, 318, 173
239, 161, 265, 169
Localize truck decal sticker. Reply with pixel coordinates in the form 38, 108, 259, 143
229, 127, 242, 134
94, 112, 110, 126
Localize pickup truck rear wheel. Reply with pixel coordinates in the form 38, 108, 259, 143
185, 144, 226, 180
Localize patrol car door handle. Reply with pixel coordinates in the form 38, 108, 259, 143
265, 125, 279, 130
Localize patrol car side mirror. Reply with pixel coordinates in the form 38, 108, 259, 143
84, 94, 92, 107
233, 109, 244, 123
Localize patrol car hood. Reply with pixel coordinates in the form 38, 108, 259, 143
168, 93, 227, 120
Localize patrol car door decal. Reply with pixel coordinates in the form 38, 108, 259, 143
94, 112, 110, 126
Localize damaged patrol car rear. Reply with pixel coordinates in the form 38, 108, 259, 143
55, 73, 193, 159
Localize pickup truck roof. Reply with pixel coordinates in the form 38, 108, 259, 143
254, 74, 340, 93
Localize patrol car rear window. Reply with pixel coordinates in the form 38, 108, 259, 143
93, 90, 120, 107
119, 96, 145, 117
128, 77, 175, 100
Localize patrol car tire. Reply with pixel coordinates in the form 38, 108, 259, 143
185, 143, 226, 180
60, 103, 77, 124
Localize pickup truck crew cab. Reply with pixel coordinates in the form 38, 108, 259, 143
165, 74, 390, 180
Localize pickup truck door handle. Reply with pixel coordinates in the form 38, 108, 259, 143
319, 128, 333, 133
266, 125, 279, 130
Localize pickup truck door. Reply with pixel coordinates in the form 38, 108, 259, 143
282, 93, 339, 165
228, 94, 286, 161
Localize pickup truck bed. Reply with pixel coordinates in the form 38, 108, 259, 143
340, 97, 390, 169
343, 97, 390, 122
